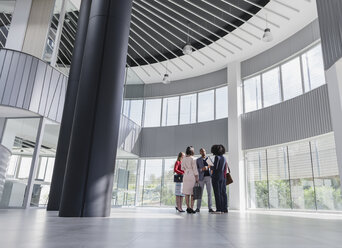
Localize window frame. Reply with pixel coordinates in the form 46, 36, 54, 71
242, 42, 325, 113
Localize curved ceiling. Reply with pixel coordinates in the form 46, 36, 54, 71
61, 0, 318, 84
128, 0, 268, 67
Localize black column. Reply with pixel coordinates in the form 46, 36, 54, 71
47, 0, 92, 211
59, 0, 133, 217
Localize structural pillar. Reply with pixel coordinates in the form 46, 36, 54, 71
325, 60, 342, 186
227, 62, 246, 211
59, 0, 133, 217
316, 0, 342, 188
5, 0, 33, 51
47, 0, 92, 211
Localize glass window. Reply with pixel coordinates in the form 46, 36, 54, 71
179, 94, 197, 125
162, 96, 179, 126
281, 57, 303, 100
288, 141, 316, 210
267, 147, 291, 209
44, 158, 55, 183
112, 160, 128, 206
215, 86, 228, 119
6, 155, 19, 178
161, 159, 176, 206
17, 157, 32, 179
122, 100, 143, 126
311, 136, 342, 211
143, 159, 162, 206
129, 100, 143, 126
198, 90, 214, 122
137, 160, 145, 206
262, 67, 281, 107
126, 160, 138, 206
122, 100, 130, 117
302, 44, 325, 92
143, 99, 161, 127
246, 150, 269, 209
243, 76, 262, 113
37, 157, 47, 180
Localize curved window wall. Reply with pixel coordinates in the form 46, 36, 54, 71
243, 43, 325, 113
246, 133, 342, 211
112, 156, 224, 207
123, 85, 228, 128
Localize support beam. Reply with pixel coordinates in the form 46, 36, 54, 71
325, 59, 342, 190
23, 117, 45, 209
5, 0, 32, 51
22, 0, 55, 59
47, 0, 92, 211
227, 61, 245, 211
59, 0, 133, 217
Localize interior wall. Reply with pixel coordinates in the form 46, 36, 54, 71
22, 0, 55, 59
241, 19, 321, 78
316, 0, 342, 70
139, 118, 228, 158
241, 85, 332, 150
124, 68, 227, 99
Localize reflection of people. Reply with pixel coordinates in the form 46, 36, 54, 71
174, 152, 185, 212
211, 144, 228, 214
181, 146, 199, 214
195, 148, 214, 213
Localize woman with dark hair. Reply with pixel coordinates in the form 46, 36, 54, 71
210, 144, 228, 214
181, 146, 199, 214
174, 152, 185, 212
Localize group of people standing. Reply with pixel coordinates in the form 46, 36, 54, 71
174, 145, 228, 214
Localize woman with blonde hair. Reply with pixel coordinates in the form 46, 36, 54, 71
181, 146, 199, 214
174, 152, 185, 212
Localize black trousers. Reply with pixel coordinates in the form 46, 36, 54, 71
212, 178, 228, 212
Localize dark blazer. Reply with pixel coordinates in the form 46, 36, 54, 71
196, 157, 212, 181
211, 155, 226, 180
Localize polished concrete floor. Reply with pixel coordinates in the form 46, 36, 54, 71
0, 208, 342, 248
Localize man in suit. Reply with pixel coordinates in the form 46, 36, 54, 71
195, 148, 214, 213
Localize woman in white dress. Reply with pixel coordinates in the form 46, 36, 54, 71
181, 146, 199, 214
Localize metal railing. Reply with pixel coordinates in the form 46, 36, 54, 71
0, 12, 12, 48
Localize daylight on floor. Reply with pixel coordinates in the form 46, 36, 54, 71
0, 0, 342, 247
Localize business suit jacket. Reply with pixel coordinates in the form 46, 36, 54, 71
211, 155, 226, 181
196, 157, 211, 181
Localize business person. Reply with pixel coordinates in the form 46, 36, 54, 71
195, 148, 214, 213
181, 146, 199, 214
174, 152, 185, 212
211, 144, 228, 214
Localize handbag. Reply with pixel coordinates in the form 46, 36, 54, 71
193, 183, 202, 200
174, 174, 183, 183
226, 164, 233, 185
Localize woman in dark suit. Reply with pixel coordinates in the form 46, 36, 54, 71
210, 144, 228, 214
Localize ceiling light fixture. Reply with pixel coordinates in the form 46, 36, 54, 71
262, 14, 273, 42
183, 22, 193, 55
162, 62, 171, 84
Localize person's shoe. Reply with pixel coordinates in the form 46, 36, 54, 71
186, 208, 192, 214
191, 209, 196, 214
208, 209, 214, 213
212, 211, 222, 214
195, 208, 200, 213
179, 209, 185, 213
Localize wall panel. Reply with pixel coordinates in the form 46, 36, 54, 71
0, 49, 67, 123
125, 68, 227, 99
140, 118, 228, 157
316, 0, 342, 69
241, 85, 332, 149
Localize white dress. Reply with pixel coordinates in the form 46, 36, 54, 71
181, 156, 199, 195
